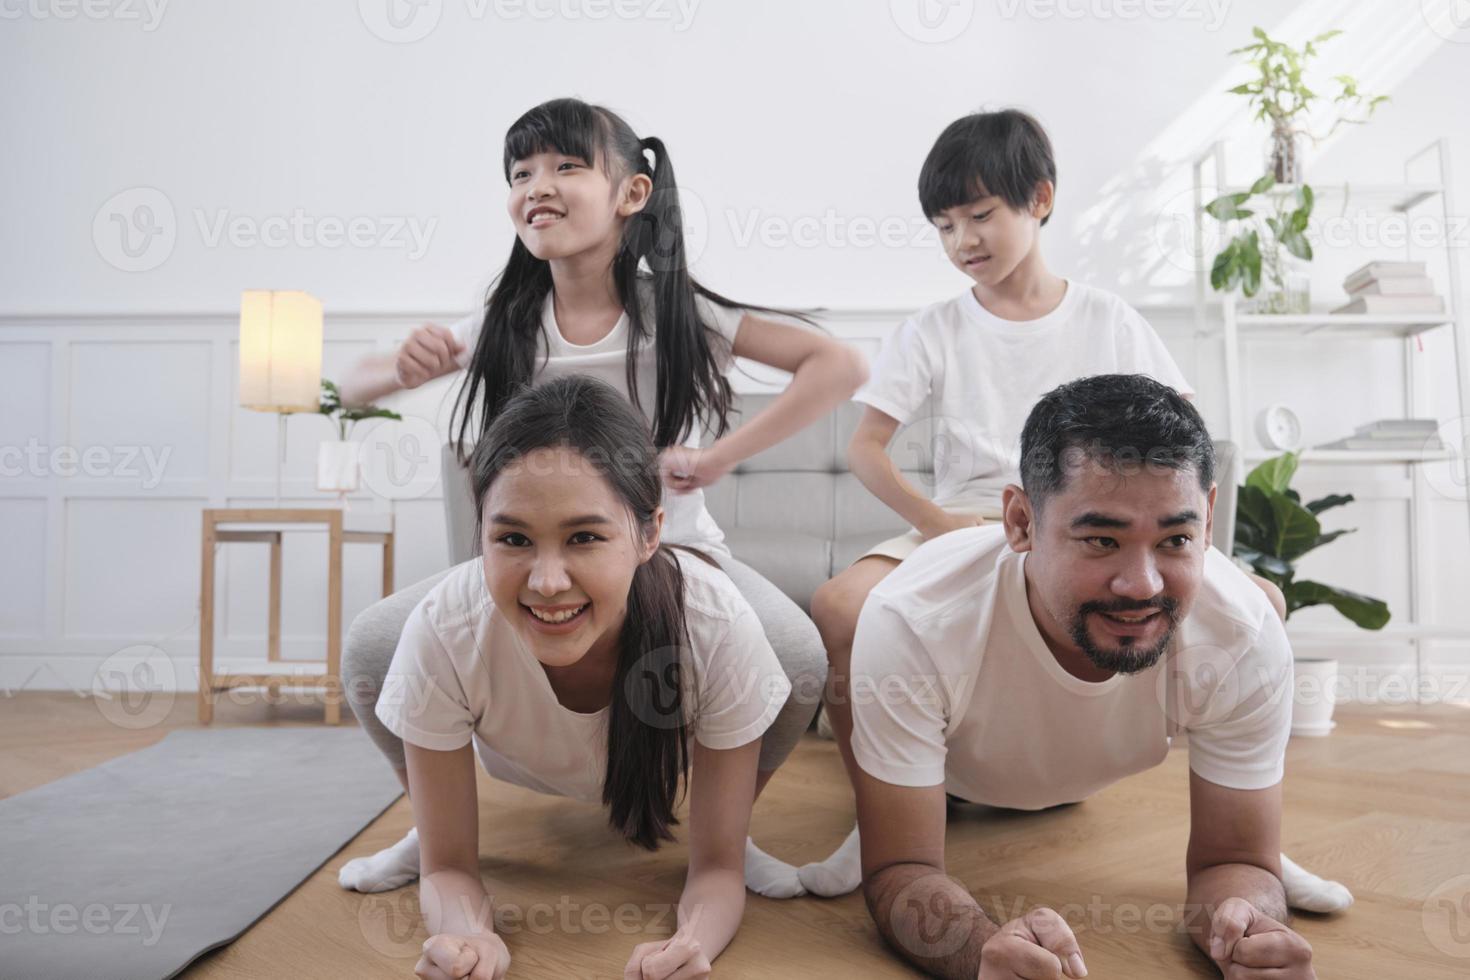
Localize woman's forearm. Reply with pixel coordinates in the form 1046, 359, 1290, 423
708, 345, 866, 468
848, 437, 947, 533
677, 867, 745, 962
421, 867, 499, 939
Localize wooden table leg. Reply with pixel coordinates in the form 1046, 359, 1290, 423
325, 513, 343, 725
198, 514, 216, 724
267, 531, 282, 703
381, 531, 395, 597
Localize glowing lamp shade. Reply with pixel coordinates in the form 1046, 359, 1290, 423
239, 290, 323, 413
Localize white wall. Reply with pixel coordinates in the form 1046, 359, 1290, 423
3, 0, 1469, 699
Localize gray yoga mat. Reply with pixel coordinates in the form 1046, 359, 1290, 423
0, 727, 404, 980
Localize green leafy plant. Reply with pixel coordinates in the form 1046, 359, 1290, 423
318, 379, 401, 440
1207, 175, 1314, 300
1233, 452, 1390, 629
1226, 27, 1387, 180
1205, 27, 1387, 307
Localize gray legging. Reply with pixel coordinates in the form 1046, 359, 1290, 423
343, 552, 827, 774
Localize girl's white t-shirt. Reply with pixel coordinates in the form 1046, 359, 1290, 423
450, 281, 745, 559
848, 525, 1293, 810
854, 281, 1195, 515
374, 549, 791, 803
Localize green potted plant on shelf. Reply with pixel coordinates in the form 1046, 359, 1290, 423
1204, 27, 1388, 314
1234, 452, 1391, 736
316, 379, 402, 499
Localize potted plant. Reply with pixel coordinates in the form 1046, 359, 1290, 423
316, 379, 402, 502
1204, 27, 1387, 314
1233, 452, 1391, 735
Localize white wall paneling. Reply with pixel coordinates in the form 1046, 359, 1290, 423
1, 308, 1464, 701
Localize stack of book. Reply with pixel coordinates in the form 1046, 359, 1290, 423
1332, 261, 1445, 315
1316, 418, 1444, 452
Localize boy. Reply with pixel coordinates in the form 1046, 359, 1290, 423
802, 110, 1348, 917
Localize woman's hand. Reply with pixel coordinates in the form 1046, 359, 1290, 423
658, 445, 735, 494
623, 929, 712, 980
396, 323, 465, 389
415, 932, 511, 980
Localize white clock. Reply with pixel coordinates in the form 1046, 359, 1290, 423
1255, 403, 1303, 452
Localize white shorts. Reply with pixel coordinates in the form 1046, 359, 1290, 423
854, 505, 1003, 565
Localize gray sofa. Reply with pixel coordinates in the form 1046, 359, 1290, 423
441, 393, 1241, 611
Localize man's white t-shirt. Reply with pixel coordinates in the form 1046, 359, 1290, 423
854, 282, 1195, 514
849, 526, 1292, 810
375, 549, 792, 804
450, 279, 745, 559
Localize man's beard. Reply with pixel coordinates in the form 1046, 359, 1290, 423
1067, 596, 1181, 674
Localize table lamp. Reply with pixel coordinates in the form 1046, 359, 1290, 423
239, 290, 323, 506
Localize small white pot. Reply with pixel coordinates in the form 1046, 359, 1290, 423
1291, 657, 1338, 737
316, 439, 360, 494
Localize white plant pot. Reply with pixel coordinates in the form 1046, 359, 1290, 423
316, 440, 360, 494
1291, 657, 1338, 737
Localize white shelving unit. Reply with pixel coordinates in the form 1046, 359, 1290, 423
1190, 138, 1470, 699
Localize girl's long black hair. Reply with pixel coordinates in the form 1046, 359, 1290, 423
471, 375, 718, 849
452, 97, 805, 463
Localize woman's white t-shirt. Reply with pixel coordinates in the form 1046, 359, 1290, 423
374, 549, 791, 803
450, 280, 745, 559
854, 281, 1195, 515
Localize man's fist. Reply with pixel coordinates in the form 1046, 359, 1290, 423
978, 907, 1088, 980
1208, 897, 1315, 979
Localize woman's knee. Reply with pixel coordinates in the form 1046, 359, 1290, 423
342, 599, 406, 702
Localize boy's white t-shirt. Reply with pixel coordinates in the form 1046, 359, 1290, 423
450, 280, 745, 559
854, 281, 1195, 514
849, 525, 1293, 810
375, 549, 791, 804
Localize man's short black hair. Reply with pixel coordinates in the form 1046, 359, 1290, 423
1019, 374, 1214, 511
918, 108, 1057, 225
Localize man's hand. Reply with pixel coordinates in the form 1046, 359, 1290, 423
414, 932, 511, 980
1208, 897, 1314, 979
624, 928, 711, 979
395, 323, 465, 389
978, 908, 1088, 980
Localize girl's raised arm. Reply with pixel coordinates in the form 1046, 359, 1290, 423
338, 322, 465, 406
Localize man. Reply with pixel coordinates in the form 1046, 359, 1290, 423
815, 374, 1315, 979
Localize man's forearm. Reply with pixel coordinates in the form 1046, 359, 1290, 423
864, 862, 998, 979
1185, 862, 1287, 956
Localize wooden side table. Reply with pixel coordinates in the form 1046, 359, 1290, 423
199, 508, 395, 724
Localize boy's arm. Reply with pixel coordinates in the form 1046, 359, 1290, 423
847, 406, 952, 537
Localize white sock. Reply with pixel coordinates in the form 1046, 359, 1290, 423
798, 825, 863, 897
1280, 852, 1353, 913
745, 837, 806, 898
339, 827, 420, 893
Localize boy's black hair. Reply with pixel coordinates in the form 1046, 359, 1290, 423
918, 108, 1057, 225
1019, 374, 1214, 513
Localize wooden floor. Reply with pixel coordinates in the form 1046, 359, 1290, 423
4, 691, 1469, 979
